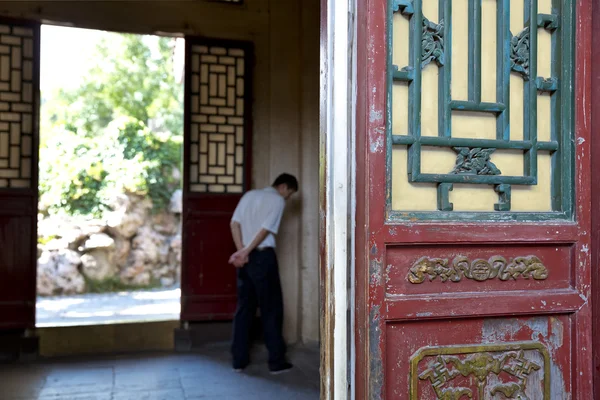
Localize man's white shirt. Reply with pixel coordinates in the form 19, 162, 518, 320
231, 187, 285, 249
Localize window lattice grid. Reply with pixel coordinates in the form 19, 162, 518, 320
387, 0, 574, 217
188, 44, 247, 194
0, 23, 35, 189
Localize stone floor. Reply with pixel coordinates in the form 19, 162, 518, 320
0, 344, 320, 400
36, 288, 181, 327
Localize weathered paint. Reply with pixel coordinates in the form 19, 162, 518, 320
356, 0, 593, 399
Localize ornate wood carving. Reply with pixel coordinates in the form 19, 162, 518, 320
421, 18, 444, 68
450, 147, 501, 176
410, 343, 550, 399
407, 255, 548, 284
510, 27, 530, 80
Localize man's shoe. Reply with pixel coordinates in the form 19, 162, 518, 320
269, 362, 293, 375
233, 362, 249, 372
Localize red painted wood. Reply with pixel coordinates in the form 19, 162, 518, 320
355, 0, 594, 398
591, 0, 600, 395
180, 38, 253, 322
0, 19, 39, 331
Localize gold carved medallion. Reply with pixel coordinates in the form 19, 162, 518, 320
407, 255, 548, 284
410, 342, 550, 399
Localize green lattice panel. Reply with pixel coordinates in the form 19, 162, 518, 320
387, 0, 574, 220
188, 44, 247, 194
0, 23, 35, 189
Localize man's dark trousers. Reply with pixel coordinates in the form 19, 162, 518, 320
231, 248, 286, 369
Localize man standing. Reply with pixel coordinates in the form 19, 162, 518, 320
228, 173, 298, 374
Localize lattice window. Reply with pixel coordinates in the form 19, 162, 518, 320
188, 43, 248, 194
388, 0, 574, 220
0, 23, 36, 189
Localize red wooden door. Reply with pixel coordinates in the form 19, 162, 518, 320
181, 38, 253, 321
0, 18, 39, 330
355, 0, 593, 398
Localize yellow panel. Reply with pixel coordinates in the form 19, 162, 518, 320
20, 158, 30, 178
510, 75, 524, 140
492, 150, 524, 176
190, 144, 198, 163
452, 185, 497, 211
452, 111, 496, 139
0, 179, 7, 188
538, 93, 552, 142
192, 54, 200, 72
236, 127, 244, 144
421, 65, 439, 137
422, 0, 438, 21
237, 58, 245, 76
210, 73, 218, 97
209, 184, 225, 193
538, 0, 552, 15
227, 155, 235, 174
537, 29, 552, 79
190, 165, 198, 183
420, 147, 455, 174
510, 0, 525, 34
392, 12, 409, 67
481, 0, 497, 102
235, 166, 244, 184
209, 143, 217, 165
237, 78, 245, 96
512, 153, 552, 211
452, 0, 469, 100
391, 146, 437, 211
199, 155, 207, 174
218, 143, 226, 165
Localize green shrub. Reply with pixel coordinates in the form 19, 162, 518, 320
39, 33, 183, 217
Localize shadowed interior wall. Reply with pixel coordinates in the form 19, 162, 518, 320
0, 0, 320, 345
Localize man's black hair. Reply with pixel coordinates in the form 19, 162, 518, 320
272, 173, 299, 191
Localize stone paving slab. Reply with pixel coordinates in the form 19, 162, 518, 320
36, 288, 181, 327
0, 346, 320, 400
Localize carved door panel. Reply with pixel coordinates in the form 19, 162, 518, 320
355, 0, 592, 399
181, 38, 253, 321
0, 18, 39, 330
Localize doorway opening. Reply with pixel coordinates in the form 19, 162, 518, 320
36, 25, 184, 327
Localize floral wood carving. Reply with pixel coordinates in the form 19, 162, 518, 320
510, 27, 530, 80
407, 255, 549, 284
422, 18, 444, 68
418, 350, 542, 399
451, 147, 501, 175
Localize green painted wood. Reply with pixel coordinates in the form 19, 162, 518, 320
391, 135, 559, 151
494, 183, 512, 211
535, 77, 558, 92
437, 183, 454, 211
523, 0, 538, 180
497, 0, 511, 140
557, 0, 575, 218
393, 66, 414, 82
385, 0, 574, 222
537, 13, 559, 29
414, 173, 535, 185
450, 101, 505, 113
407, 0, 423, 179
387, 210, 570, 222
439, 0, 452, 137
468, 0, 482, 103
393, 0, 415, 15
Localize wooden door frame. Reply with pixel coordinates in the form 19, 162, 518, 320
355, 0, 594, 399
0, 17, 40, 331
592, 0, 600, 396
319, 0, 356, 398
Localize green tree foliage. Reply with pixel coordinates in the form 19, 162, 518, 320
40, 33, 183, 216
